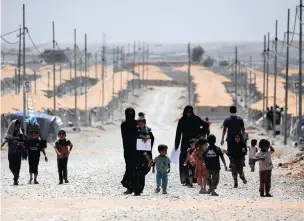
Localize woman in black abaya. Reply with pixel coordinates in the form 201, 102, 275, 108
174, 105, 209, 185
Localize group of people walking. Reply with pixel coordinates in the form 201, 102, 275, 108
120, 105, 275, 197
2, 116, 73, 185
2, 105, 275, 198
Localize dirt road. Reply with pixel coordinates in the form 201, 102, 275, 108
1, 87, 304, 221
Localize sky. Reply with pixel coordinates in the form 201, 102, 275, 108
0, 0, 301, 45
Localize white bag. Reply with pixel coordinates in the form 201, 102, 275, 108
170, 149, 180, 164
136, 139, 152, 151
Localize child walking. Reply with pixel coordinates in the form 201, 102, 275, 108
203, 134, 227, 196
54, 130, 73, 184
152, 144, 170, 194
183, 138, 197, 188
229, 133, 248, 188
25, 130, 48, 184
190, 137, 208, 194
249, 139, 258, 172
254, 139, 275, 197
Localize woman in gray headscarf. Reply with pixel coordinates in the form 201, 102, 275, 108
3, 119, 27, 185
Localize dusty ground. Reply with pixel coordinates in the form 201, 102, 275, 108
1, 87, 304, 221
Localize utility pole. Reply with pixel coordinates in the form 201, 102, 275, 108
74, 29, 77, 121
52, 21, 56, 113
14, 69, 17, 94
85, 34, 88, 126
112, 47, 116, 122
101, 39, 105, 122
146, 44, 149, 84
59, 65, 62, 85
266, 32, 270, 109
138, 41, 141, 88
245, 66, 248, 108
70, 61, 72, 80
48, 71, 50, 91
263, 35, 266, 129
18, 26, 21, 94
34, 70, 36, 94
133, 41, 136, 94
273, 20, 278, 137
142, 42, 145, 88
249, 56, 252, 107
235, 47, 238, 107
298, 0, 303, 139
120, 46, 124, 113
127, 43, 130, 99
80, 57, 83, 94
22, 4, 26, 132
95, 53, 98, 80
188, 42, 191, 105
284, 9, 290, 145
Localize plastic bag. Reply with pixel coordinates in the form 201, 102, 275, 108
170, 149, 180, 164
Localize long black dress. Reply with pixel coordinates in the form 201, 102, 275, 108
174, 105, 209, 184
121, 108, 138, 191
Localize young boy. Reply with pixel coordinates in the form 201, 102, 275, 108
54, 130, 73, 184
152, 144, 170, 194
183, 138, 197, 188
249, 139, 258, 172
203, 134, 227, 196
254, 139, 275, 197
25, 130, 48, 184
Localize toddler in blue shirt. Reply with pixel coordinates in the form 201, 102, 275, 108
152, 144, 170, 194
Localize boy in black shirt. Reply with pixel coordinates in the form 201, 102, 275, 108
25, 130, 48, 184
203, 134, 227, 196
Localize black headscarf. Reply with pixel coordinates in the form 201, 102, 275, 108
125, 107, 136, 122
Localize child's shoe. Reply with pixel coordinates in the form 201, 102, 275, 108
65, 180, 69, 183
59, 180, 63, 185
162, 189, 167, 194
155, 188, 160, 193
188, 183, 194, 188
265, 193, 273, 197
13, 181, 19, 186
242, 178, 247, 184
34, 180, 39, 184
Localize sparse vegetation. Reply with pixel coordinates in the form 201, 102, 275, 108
203, 57, 215, 67
191, 46, 204, 62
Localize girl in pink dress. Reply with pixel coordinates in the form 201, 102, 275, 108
190, 137, 208, 194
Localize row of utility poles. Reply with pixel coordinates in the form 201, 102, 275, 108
19, 4, 151, 127
233, 0, 302, 145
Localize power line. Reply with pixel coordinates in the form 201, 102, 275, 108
1, 36, 20, 44
290, 6, 299, 45
0, 28, 21, 37
26, 29, 42, 54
